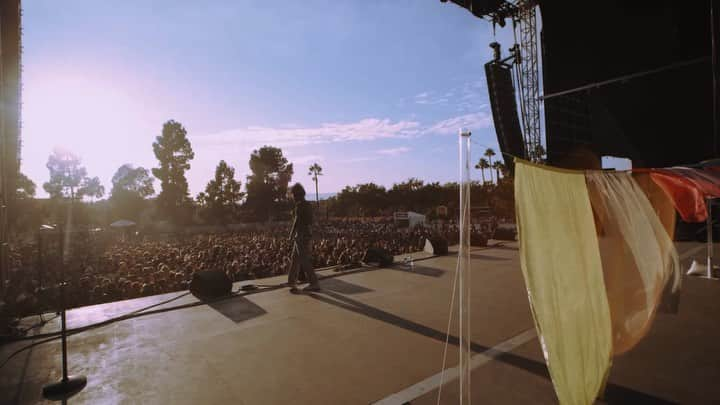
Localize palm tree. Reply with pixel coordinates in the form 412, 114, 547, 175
475, 158, 490, 184
308, 163, 323, 207
492, 161, 504, 183
484, 148, 496, 183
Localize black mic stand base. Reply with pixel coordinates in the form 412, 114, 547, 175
42, 375, 87, 401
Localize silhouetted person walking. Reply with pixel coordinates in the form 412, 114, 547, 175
288, 183, 320, 293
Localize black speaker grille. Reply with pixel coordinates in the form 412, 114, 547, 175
485, 62, 526, 165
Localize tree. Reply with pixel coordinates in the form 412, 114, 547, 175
111, 164, 154, 197
78, 176, 105, 202
152, 120, 195, 222
484, 148, 496, 183
201, 160, 244, 223
16, 172, 36, 200
109, 164, 155, 221
492, 161, 504, 184
388, 178, 425, 211
245, 146, 293, 221
475, 158, 490, 184
11, 173, 41, 234
43, 148, 88, 200
308, 163, 323, 207
354, 183, 388, 216
196, 192, 208, 207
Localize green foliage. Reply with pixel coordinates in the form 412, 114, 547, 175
109, 164, 155, 222
16, 172, 36, 199
492, 161, 505, 184
200, 160, 244, 223
484, 148, 496, 182
326, 178, 515, 219
388, 178, 445, 212
308, 162, 323, 205
11, 173, 42, 235
43, 148, 88, 200
111, 164, 154, 197
152, 120, 194, 223
78, 176, 105, 201
245, 146, 293, 221
329, 182, 388, 216
475, 158, 490, 184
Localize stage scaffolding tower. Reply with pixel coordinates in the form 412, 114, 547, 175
0, 0, 23, 294
515, 1, 542, 161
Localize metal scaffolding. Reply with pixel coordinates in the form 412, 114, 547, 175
514, 1, 542, 161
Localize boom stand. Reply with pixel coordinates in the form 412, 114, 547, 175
688, 197, 719, 279
42, 252, 86, 400
457, 128, 472, 404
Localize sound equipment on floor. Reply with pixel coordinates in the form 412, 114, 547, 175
424, 237, 449, 255
471, 233, 489, 247
493, 226, 517, 241
485, 61, 526, 169
190, 270, 232, 299
362, 247, 394, 267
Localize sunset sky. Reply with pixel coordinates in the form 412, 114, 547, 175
22, 1, 520, 198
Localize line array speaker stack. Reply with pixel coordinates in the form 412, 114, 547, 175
485, 61, 526, 170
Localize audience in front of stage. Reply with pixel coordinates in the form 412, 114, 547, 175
1, 219, 468, 316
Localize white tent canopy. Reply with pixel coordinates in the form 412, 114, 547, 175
407, 211, 426, 228
110, 219, 136, 228
394, 211, 426, 228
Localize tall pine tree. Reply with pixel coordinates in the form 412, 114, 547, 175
152, 120, 194, 223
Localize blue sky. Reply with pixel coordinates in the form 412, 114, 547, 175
22, 1, 519, 198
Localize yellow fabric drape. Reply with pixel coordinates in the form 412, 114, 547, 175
515, 160, 612, 405
586, 171, 680, 355
633, 172, 677, 240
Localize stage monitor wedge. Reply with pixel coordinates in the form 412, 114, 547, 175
190, 270, 232, 299
485, 61, 526, 167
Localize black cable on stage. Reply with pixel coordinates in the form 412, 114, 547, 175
15, 313, 60, 335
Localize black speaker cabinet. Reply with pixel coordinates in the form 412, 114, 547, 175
190, 270, 232, 299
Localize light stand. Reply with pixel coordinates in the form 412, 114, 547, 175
42, 224, 87, 401
688, 197, 719, 279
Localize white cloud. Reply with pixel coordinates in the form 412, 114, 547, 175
290, 154, 324, 165
426, 112, 493, 135
376, 147, 411, 156
193, 118, 421, 149
193, 111, 493, 155
414, 90, 449, 105
346, 156, 380, 163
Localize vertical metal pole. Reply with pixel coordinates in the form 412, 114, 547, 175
712, 0, 719, 157
60, 299, 68, 382
459, 128, 472, 404
37, 232, 43, 291
707, 197, 714, 278
59, 223, 69, 382
0, 0, 5, 298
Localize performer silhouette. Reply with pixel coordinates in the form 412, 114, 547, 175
287, 183, 320, 293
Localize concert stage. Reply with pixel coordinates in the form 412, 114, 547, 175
1, 242, 719, 404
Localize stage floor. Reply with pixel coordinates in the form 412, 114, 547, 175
1, 241, 719, 404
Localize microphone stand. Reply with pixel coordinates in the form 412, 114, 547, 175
42, 224, 87, 401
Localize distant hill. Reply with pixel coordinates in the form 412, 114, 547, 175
314, 192, 337, 200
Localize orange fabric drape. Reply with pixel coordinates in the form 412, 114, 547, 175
649, 168, 720, 223
586, 171, 680, 355
633, 172, 677, 239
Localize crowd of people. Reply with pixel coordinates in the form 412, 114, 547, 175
1, 219, 470, 317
